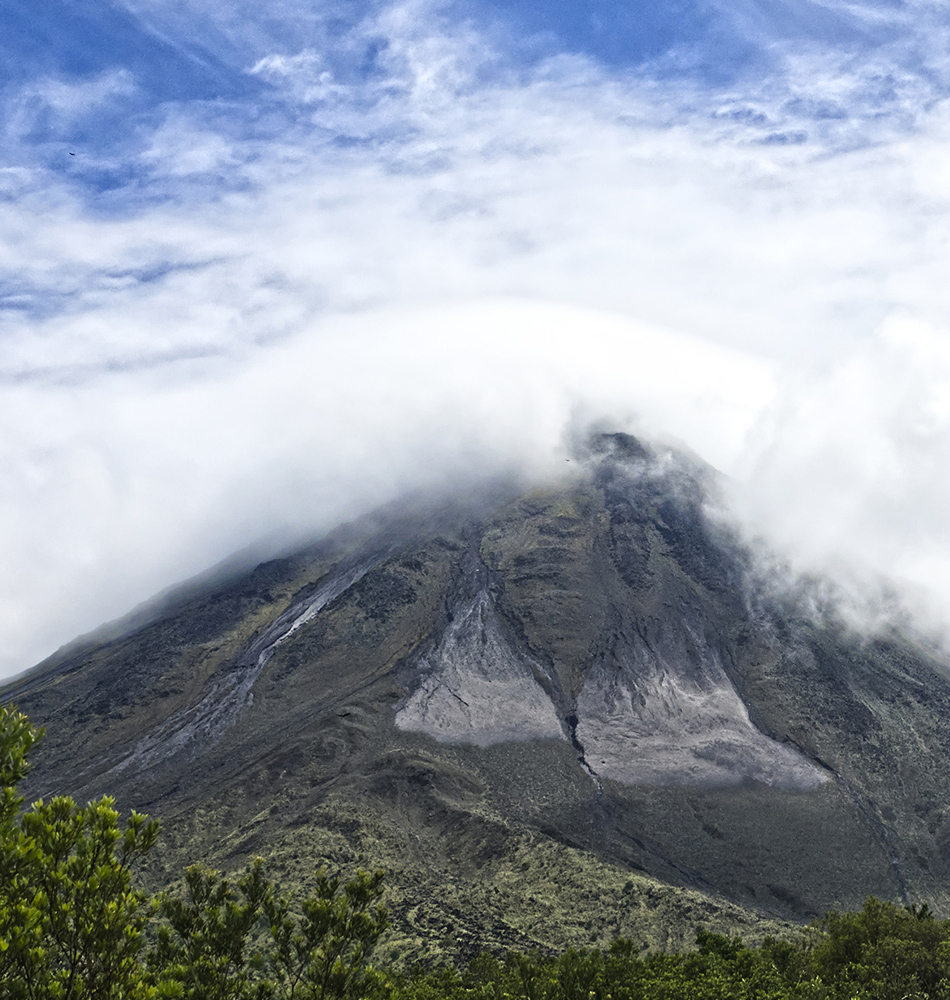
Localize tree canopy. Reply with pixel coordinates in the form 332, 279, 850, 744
0, 704, 387, 1000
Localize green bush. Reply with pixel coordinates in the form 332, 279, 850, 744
0, 705, 388, 1000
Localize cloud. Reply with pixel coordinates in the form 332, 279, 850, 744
0, 298, 774, 675
2, 1, 950, 675
733, 313, 950, 628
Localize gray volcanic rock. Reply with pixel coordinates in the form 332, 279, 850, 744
8, 432, 950, 956
395, 591, 566, 747
575, 620, 826, 790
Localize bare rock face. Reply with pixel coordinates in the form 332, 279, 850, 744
394, 584, 824, 790
10, 432, 950, 944
575, 620, 826, 789
395, 592, 565, 747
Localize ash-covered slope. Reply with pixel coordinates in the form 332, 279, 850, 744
8, 434, 950, 956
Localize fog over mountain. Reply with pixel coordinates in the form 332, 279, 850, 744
3, 0, 950, 677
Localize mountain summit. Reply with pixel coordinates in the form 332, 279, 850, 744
8, 434, 950, 957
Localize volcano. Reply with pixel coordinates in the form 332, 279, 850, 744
7, 433, 950, 960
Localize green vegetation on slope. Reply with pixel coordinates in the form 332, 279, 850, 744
392, 901, 950, 1000
149, 742, 791, 965
7, 704, 950, 1000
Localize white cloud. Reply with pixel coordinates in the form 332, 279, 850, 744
4, 4, 950, 675
735, 314, 950, 607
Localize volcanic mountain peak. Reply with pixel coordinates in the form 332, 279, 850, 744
8, 433, 950, 954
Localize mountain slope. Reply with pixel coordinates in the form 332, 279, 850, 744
7, 434, 950, 958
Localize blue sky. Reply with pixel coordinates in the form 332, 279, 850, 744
2, 0, 950, 675
2, 0, 940, 183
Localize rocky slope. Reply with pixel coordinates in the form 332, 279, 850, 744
7, 433, 950, 959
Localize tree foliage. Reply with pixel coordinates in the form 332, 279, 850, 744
11, 796, 158, 1000
0, 705, 159, 999
266, 868, 389, 1000
151, 860, 274, 1000
386, 904, 950, 1000
0, 704, 388, 1000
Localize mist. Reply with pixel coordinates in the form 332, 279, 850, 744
2, 0, 950, 677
